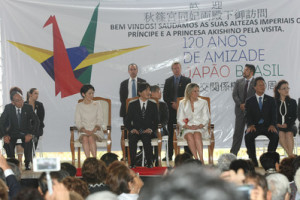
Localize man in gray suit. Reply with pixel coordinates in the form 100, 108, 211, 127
230, 64, 256, 155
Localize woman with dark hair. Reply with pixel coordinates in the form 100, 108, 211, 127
75, 84, 104, 158
25, 88, 45, 149
82, 158, 109, 193
177, 83, 210, 163
274, 80, 297, 156
106, 161, 143, 200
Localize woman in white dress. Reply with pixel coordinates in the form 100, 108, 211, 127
177, 83, 210, 163
75, 84, 104, 158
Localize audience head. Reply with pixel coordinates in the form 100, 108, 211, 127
26, 88, 39, 102
69, 191, 84, 200
229, 159, 255, 175
244, 64, 255, 78
259, 152, 280, 172
7, 162, 21, 182
245, 172, 268, 200
274, 80, 290, 100
294, 168, 300, 193
9, 86, 23, 95
171, 61, 181, 77
128, 63, 138, 79
0, 179, 8, 200
14, 188, 43, 200
183, 158, 202, 166
6, 158, 20, 168
106, 161, 143, 195
174, 153, 193, 167
38, 170, 70, 195
62, 176, 90, 199
279, 156, 296, 182
139, 163, 241, 200
266, 173, 290, 200
217, 153, 237, 172
150, 85, 161, 99
100, 153, 119, 167
254, 77, 266, 95
137, 82, 151, 100
86, 191, 118, 200
82, 158, 107, 184
61, 162, 77, 177
184, 83, 199, 101
80, 84, 95, 98
292, 156, 300, 176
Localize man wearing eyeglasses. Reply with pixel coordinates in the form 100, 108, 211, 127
0, 91, 39, 170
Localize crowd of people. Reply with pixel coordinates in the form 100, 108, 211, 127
0, 151, 298, 200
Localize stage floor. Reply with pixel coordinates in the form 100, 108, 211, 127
19, 146, 291, 179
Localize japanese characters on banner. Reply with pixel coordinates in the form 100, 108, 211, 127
1, 0, 300, 151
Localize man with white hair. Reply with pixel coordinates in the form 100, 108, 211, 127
266, 173, 290, 200
217, 153, 237, 172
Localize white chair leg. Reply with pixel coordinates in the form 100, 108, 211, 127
142, 148, 145, 167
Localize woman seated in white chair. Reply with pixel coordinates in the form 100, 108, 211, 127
177, 83, 210, 163
75, 84, 104, 158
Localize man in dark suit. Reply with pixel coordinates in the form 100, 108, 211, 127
125, 83, 158, 168
230, 64, 256, 155
0, 91, 39, 170
119, 63, 146, 122
245, 77, 279, 166
163, 61, 191, 160
151, 85, 169, 166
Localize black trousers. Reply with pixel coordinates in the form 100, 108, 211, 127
4, 135, 33, 165
129, 132, 153, 166
244, 125, 279, 165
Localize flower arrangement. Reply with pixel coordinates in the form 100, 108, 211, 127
180, 118, 189, 137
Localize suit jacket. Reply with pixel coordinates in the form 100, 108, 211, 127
6, 174, 21, 199
24, 100, 45, 136
125, 99, 158, 133
232, 77, 255, 108
0, 103, 39, 138
245, 94, 277, 128
159, 101, 169, 135
275, 98, 297, 129
163, 75, 191, 108
119, 77, 146, 117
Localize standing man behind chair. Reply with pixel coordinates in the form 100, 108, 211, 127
230, 64, 256, 155
0, 91, 39, 170
245, 77, 279, 167
125, 83, 159, 168
119, 63, 146, 123
163, 61, 191, 160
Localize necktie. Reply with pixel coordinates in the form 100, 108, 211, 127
174, 77, 179, 101
258, 97, 264, 124
132, 79, 136, 97
258, 97, 263, 110
17, 108, 21, 127
142, 103, 146, 119
243, 80, 249, 103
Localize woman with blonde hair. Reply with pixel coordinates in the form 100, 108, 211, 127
177, 83, 210, 163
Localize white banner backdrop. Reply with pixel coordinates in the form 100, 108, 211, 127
1, 0, 300, 152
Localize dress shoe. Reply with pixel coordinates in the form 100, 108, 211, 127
25, 163, 31, 170
162, 157, 167, 161
154, 160, 159, 167
146, 163, 153, 168
129, 165, 136, 169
